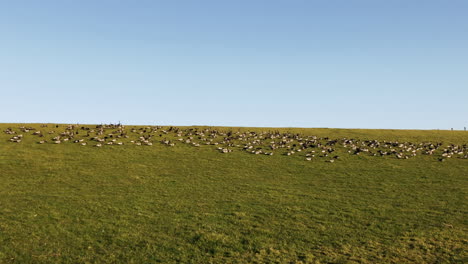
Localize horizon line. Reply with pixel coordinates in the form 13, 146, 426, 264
1, 122, 466, 132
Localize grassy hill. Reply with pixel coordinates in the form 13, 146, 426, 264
0, 123, 467, 263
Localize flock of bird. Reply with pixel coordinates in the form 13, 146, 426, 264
4, 124, 468, 162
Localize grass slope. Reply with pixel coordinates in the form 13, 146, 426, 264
0, 124, 467, 263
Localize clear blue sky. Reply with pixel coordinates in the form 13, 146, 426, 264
1, 0, 467, 129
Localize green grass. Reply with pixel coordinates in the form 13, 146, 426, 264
0, 123, 467, 263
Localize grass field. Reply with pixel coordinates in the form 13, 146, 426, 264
0, 123, 467, 263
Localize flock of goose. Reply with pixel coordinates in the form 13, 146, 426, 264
4, 124, 468, 162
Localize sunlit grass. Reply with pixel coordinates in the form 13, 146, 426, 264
0, 124, 466, 263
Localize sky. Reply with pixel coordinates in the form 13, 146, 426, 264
1, 0, 467, 129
